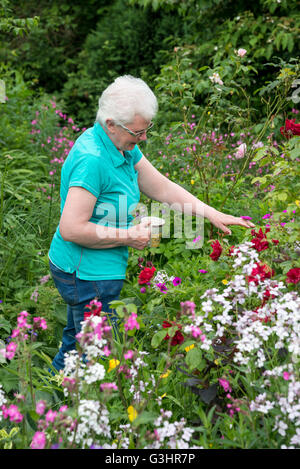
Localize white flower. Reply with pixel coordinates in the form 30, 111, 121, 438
84, 363, 105, 384
236, 48, 247, 57
209, 72, 223, 85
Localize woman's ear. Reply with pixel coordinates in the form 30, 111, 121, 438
105, 119, 115, 134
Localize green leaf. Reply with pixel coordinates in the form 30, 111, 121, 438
151, 329, 167, 348
185, 347, 205, 370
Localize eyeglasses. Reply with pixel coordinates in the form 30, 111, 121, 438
117, 122, 154, 138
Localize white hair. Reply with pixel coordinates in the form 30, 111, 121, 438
96, 75, 158, 126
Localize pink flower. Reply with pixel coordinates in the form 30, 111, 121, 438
5, 342, 17, 360
234, 143, 247, 159
30, 431, 46, 449
124, 312, 140, 331
103, 345, 111, 357
191, 326, 202, 338
4, 404, 23, 423
124, 350, 134, 360
218, 378, 232, 393
283, 372, 291, 381
45, 409, 57, 423
33, 317, 47, 330
36, 400, 46, 416
100, 382, 118, 391
237, 48, 247, 57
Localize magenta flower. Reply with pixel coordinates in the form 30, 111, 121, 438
30, 431, 46, 449
45, 409, 57, 423
100, 382, 118, 391
2, 404, 24, 423
124, 349, 134, 360
240, 216, 252, 220
172, 277, 182, 286
198, 269, 208, 273
36, 400, 47, 416
124, 312, 140, 331
156, 282, 168, 293
218, 378, 232, 393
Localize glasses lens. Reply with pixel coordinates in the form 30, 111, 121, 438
135, 122, 154, 137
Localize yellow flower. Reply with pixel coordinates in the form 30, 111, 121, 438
207, 111, 211, 115
295, 200, 300, 207
214, 359, 220, 366
108, 359, 120, 372
190, 179, 195, 185
221, 279, 228, 285
160, 370, 171, 379
160, 393, 167, 398
127, 405, 138, 422
185, 344, 195, 352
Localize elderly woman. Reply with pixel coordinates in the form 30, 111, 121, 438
48, 75, 254, 371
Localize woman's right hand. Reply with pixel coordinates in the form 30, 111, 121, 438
127, 221, 151, 250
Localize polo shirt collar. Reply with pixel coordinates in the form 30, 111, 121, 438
93, 122, 131, 167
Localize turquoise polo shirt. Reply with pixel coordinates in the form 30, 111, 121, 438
48, 122, 142, 280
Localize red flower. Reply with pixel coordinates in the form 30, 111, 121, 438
280, 119, 300, 139
286, 268, 300, 284
247, 263, 274, 285
209, 240, 222, 261
272, 239, 279, 245
138, 266, 156, 285
227, 245, 235, 256
251, 227, 270, 252
84, 299, 102, 320
162, 320, 184, 346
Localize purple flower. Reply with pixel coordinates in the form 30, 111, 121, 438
156, 282, 168, 293
262, 213, 272, 219
198, 269, 208, 273
172, 277, 182, 286
240, 216, 252, 220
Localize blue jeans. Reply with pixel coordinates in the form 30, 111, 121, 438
49, 260, 124, 371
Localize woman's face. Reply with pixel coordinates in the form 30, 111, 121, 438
106, 115, 150, 152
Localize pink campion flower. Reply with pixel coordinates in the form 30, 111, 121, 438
218, 378, 232, 393
103, 345, 111, 357
283, 372, 291, 381
33, 317, 47, 330
11, 328, 20, 338
124, 350, 134, 360
4, 404, 24, 423
36, 400, 47, 416
237, 48, 247, 57
30, 431, 46, 449
124, 312, 140, 331
45, 409, 57, 423
5, 342, 17, 360
100, 382, 118, 391
191, 326, 202, 338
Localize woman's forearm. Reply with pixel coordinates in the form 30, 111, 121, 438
155, 179, 217, 220
60, 221, 151, 251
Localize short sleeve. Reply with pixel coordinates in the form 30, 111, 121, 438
67, 153, 107, 198
130, 145, 143, 166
